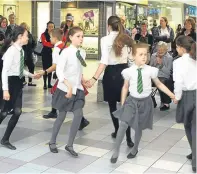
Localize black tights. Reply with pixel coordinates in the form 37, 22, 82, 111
108, 101, 131, 142
43, 73, 52, 87
0, 108, 22, 141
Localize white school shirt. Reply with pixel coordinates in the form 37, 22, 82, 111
173, 53, 197, 100
56, 44, 86, 95
122, 64, 158, 98
2, 43, 32, 91
100, 31, 133, 65
52, 41, 63, 64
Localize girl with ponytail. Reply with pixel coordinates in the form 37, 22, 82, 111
173, 35, 196, 172
86, 16, 134, 147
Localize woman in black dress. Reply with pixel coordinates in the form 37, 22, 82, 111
41, 21, 54, 89
86, 16, 134, 147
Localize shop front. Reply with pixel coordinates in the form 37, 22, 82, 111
184, 4, 197, 22
0, 0, 32, 30
148, 0, 184, 31
61, 1, 115, 59
115, 0, 148, 30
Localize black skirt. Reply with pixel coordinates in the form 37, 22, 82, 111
0, 76, 23, 112
102, 63, 128, 102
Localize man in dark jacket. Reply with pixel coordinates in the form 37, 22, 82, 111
5, 14, 17, 38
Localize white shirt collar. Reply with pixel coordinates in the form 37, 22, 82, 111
133, 63, 146, 69
109, 31, 118, 35
54, 41, 63, 47
13, 43, 22, 51
182, 53, 190, 58
69, 44, 79, 51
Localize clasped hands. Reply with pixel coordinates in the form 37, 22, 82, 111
82, 77, 97, 89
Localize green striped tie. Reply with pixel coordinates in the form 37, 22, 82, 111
19, 49, 24, 79
137, 68, 143, 94
76, 50, 87, 67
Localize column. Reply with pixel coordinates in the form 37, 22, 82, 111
50, 0, 61, 27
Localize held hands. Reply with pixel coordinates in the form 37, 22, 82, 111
3, 90, 10, 101
85, 78, 97, 88
156, 57, 162, 65
32, 73, 42, 79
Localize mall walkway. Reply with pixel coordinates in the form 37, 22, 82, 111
0, 61, 194, 174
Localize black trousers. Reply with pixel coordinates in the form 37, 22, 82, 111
158, 77, 173, 104
42, 51, 52, 86
0, 76, 23, 141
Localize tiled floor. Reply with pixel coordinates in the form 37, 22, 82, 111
0, 61, 194, 173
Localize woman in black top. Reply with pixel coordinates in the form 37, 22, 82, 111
41, 21, 54, 89
20, 23, 36, 86
172, 18, 196, 58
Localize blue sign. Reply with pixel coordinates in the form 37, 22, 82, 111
185, 4, 197, 17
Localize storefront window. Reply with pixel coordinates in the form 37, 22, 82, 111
61, 8, 98, 36
61, 7, 99, 58
148, 1, 184, 31
116, 2, 136, 29
184, 4, 197, 22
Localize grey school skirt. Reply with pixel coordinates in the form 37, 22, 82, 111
113, 95, 154, 131
176, 90, 196, 126
52, 88, 85, 112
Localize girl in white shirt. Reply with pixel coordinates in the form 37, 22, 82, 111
173, 35, 196, 172
0, 26, 38, 150
49, 26, 87, 157
86, 16, 134, 148
110, 43, 175, 163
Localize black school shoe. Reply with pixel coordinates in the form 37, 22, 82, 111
1, 140, 16, 150
8, 109, 14, 115
43, 111, 57, 119
192, 166, 196, 172
49, 143, 58, 153
160, 105, 170, 111
111, 132, 117, 138
110, 156, 118, 164
78, 119, 90, 130
187, 153, 192, 160
127, 150, 138, 159
28, 83, 37, 87
127, 140, 134, 148
65, 145, 78, 157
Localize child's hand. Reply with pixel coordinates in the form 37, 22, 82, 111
173, 98, 178, 104
3, 90, 10, 101
33, 73, 42, 79
65, 87, 72, 98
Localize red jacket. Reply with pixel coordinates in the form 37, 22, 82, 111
41, 33, 53, 48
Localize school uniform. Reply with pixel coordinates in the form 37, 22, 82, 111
49, 45, 86, 156
100, 31, 133, 144
0, 43, 33, 148
111, 64, 158, 162
173, 53, 196, 169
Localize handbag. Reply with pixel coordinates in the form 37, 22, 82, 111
34, 39, 43, 56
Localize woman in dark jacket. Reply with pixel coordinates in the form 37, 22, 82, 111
152, 17, 174, 53
20, 22, 36, 86
41, 21, 54, 89
172, 18, 196, 58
